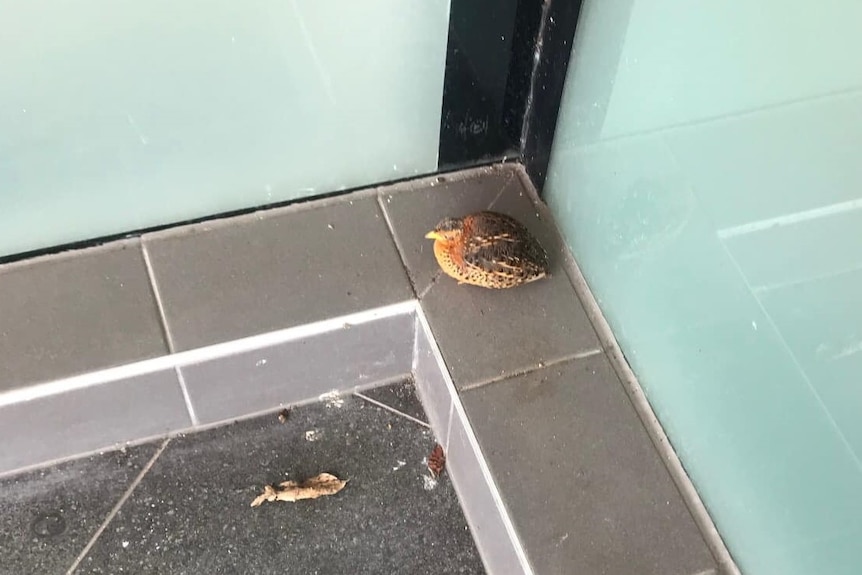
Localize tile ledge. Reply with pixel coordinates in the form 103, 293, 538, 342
0, 300, 417, 409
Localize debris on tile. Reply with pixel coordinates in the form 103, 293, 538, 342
305, 429, 321, 442
427, 444, 446, 478
251, 473, 348, 507
393, 460, 407, 471
277, 409, 290, 423
422, 475, 438, 491
319, 390, 344, 408
557, 533, 569, 546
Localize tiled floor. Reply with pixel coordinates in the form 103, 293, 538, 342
0, 381, 485, 575
0, 164, 734, 575
0, 443, 159, 575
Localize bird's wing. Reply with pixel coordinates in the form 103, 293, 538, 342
462, 234, 545, 279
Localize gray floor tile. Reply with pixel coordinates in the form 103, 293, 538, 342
0, 371, 190, 475
0, 442, 159, 575
181, 312, 414, 425
0, 241, 167, 392
383, 166, 598, 388
461, 355, 716, 575
144, 197, 413, 351
420, 275, 598, 389
358, 378, 428, 424
76, 391, 484, 575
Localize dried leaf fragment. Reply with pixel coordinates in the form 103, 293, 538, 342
427, 444, 446, 478
251, 473, 348, 507
277, 409, 290, 423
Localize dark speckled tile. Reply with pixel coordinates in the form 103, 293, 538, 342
357, 379, 428, 424
76, 387, 484, 575
0, 443, 159, 575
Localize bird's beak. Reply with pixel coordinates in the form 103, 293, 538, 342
425, 231, 442, 240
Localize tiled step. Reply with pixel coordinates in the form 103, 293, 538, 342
0, 164, 733, 575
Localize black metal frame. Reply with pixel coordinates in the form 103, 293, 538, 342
438, 0, 583, 191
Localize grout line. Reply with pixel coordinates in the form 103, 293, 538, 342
190, 373, 414, 435
0, 300, 417, 409
0, 432, 183, 482
376, 194, 419, 297
571, 348, 604, 360
142, 240, 200, 425
417, 270, 443, 300
65, 438, 170, 575
140, 242, 176, 354
487, 171, 517, 211
353, 392, 430, 429
349, 374, 417, 398
415, 308, 535, 575
174, 367, 199, 427
459, 348, 603, 392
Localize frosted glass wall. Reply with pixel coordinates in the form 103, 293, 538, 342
0, 0, 449, 257
544, 1, 862, 573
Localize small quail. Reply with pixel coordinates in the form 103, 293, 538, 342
425, 211, 550, 289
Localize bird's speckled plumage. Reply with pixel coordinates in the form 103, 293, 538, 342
425, 211, 550, 289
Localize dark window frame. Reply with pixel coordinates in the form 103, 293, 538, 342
438, 0, 583, 190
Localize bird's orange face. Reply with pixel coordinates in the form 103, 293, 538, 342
424, 217, 464, 244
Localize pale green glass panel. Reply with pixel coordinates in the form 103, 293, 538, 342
0, 0, 449, 257
544, 1, 862, 573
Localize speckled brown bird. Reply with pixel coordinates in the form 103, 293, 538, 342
424, 211, 550, 289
